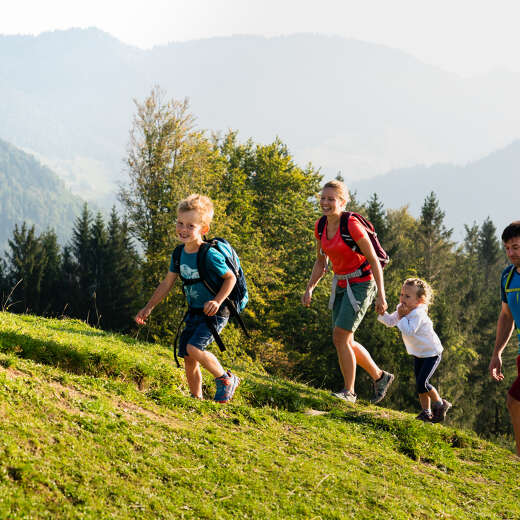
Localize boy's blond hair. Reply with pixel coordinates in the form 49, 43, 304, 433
404, 278, 434, 306
177, 194, 214, 227
323, 180, 350, 205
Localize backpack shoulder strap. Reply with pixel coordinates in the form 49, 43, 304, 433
505, 264, 517, 291
172, 245, 183, 273
317, 216, 327, 239
196, 241, 219, 295
339, 211, 358, 251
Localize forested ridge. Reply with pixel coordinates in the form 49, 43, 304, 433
0, 138, 85, 250
0, 88, 514, 445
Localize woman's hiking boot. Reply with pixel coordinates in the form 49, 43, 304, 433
371, 371, 394, 404
331, 389, 357, 403
214, 370, 240, 403
416, 409, 433, 422
431, 399, 452, 423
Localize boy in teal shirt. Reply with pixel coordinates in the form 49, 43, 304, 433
135, 194, 240, 403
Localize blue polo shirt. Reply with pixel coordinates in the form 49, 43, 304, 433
501, 265, 520, 354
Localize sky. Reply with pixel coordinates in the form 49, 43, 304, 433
2, 0, 520, 77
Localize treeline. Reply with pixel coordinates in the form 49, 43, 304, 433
0, 207, 141, 331
0, 87, 514, 442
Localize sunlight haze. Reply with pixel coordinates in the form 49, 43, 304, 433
2, 0, 520, 77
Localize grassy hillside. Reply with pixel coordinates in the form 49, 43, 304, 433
0, 312, 518, 519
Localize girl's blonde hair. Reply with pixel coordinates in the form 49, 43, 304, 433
322, 180, 350, 205
177, 194, 214, 227
404, 278, 434, 306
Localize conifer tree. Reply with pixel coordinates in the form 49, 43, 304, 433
100, 208, 141, 331
416, 192, 453, 282
70, 204, 94, 320
39, 229, 62, 315
6, 223, 47, 313
478, 217, 501, 288
365, 193, 389, 246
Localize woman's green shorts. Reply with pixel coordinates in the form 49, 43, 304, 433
331, 280, 377, 332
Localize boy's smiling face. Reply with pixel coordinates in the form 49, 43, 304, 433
176, 210, 208, 245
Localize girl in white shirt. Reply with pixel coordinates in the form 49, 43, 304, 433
378, 278, 451, 422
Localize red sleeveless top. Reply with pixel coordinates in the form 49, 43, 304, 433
314, 216, 373, 286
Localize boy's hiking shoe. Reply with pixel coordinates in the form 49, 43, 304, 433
371, 371, 394, 404
431, 399, 452, 423
214, 371, 240, 403
416, 409, 433, 422
331, 389, 357, 403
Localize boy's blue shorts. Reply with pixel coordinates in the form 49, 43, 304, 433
178, 312, 229, 358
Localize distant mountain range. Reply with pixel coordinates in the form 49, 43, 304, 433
351, 139, 520, 240
0, 138, 85, 251
1, 28, 520, 209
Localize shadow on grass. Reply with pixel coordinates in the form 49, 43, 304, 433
0, 330, 171, 390
328, 407, 478, 464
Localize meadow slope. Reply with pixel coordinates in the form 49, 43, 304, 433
0, 312, 518, 519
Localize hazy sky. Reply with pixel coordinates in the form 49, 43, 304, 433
2, 0, 520, 77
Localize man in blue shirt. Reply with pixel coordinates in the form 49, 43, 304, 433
489, 221, 520, 456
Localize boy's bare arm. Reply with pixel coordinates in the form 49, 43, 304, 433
135, 272, 178, 324
204, 271, 236, 316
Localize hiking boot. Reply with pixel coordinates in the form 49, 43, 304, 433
431, 399, 452, 423
214, 371, 240, 403
416, 409, 433, 422
331, 389, 357, 403
371, 371, 394, 404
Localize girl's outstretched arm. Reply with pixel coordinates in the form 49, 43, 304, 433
377, 309, 400, 327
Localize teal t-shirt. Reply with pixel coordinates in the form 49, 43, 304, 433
501, 265, 520, 354
169, 246, 229, 308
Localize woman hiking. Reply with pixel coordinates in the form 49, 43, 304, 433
302, 180, 394, 403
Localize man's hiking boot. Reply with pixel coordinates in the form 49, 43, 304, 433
416, 409, 433, 422
331, 389, 357, 403
431, 399, 452, 423
371, 371, 394, 404
214, 371, 240, 403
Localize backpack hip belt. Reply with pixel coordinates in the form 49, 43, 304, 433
329, 269, 364, 311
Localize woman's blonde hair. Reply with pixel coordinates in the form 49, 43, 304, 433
404, 278, 434, 306
177, 194, 214, 227
322, 180, 350, 205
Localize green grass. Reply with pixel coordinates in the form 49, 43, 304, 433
0, 311, 519, 519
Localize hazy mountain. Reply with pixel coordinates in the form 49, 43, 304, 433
351, 139, 520, 240
0, 138, 86, 251
1, 28, 520, 207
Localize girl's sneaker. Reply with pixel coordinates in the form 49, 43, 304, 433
431, 399, 452, 423
214, 371, 240, 403
331, 389, 357, 403
416, 409, 433, 422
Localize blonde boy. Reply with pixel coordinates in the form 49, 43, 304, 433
135, 194, 240, 403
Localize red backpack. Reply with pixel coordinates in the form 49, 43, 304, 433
317, 211, 389, 269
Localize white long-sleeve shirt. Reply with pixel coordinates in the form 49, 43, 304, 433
377, 304, 443, 358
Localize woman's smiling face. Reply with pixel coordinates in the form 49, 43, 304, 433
320, 187, 345, 216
